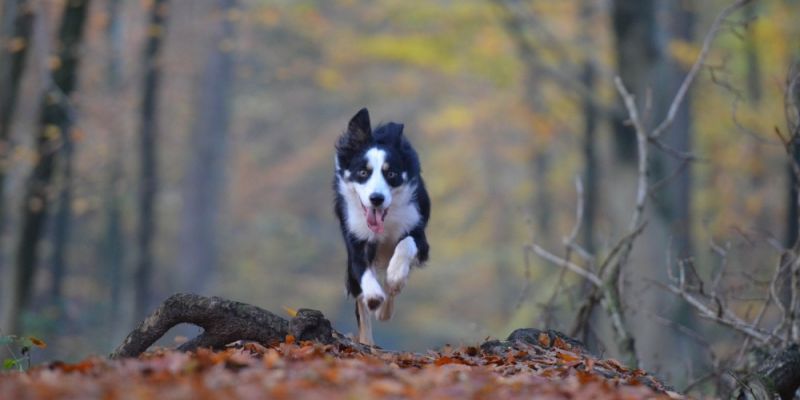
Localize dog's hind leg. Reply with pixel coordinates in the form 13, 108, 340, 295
356, 298, 374, 345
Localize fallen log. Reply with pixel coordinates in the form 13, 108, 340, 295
111, 293, 366, 359
739, 343, 800, 400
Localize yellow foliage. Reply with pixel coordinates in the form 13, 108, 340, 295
314, 67, 343, 90
421, 105, 475, 135
48, 56, 62, 71
667, 39, 701, 69
257, 8, 280, 27
8, 37, 27, 53
359, 35, 460, 74
147, 23, 163, 38
44, 125, 62, 141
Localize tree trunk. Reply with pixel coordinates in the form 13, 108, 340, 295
178, 0, 237, 293
8, 0, 90, 335
135, 0, 169, 322
744, 3, 762, 104
661, 0, 695, 261
579, 0, 598, 256
787, 59, 800, 248
48, 129, 73, 308
0, 0, 34, 267
103, 0, 125, 332
611, 0, 659, 163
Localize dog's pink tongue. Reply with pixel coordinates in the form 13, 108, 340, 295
366, 208, 384, 234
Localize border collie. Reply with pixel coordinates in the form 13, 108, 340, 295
333, 108, 430, 345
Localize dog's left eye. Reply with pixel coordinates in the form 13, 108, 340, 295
386, 171, 397, 179
358, 169, 369, 177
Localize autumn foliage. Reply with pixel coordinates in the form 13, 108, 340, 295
0, 335, 679, 399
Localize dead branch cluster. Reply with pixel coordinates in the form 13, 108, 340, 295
520, 0, 800, 398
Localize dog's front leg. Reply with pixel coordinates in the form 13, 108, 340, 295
386, 236, 417, 296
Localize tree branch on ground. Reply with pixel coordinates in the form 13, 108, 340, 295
111, 293, 370, 359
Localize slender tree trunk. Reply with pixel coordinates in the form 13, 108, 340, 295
135, 0, 169, 321
0, 0, 34, 266
8, 0, 90, 334
48, 128, 73, 308
611, 0, 658, 163
574, 0, 599, 348
579, 0, 597, 255
744, 4, 762, 104
786, 5, 800, 247
103, 0, 125, 330
178, 0, 237, 293
662, 1, 695, 260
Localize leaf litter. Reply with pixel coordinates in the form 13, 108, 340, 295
0, 336, 683, 399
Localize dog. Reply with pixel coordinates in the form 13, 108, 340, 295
333, 108, 430, 345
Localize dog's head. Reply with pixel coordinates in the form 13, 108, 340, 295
336, 108, 419, 234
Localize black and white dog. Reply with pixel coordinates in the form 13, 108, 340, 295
333, 108, 430, 345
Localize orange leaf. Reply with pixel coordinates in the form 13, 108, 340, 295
285, 334, 295, 344
434, 356, 464, 366
282, 306, 298, 317
556, 351, 579, 363
538, 332, 551, 347
28, 336, 47, 349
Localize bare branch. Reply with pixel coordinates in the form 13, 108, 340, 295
650, 0, 755, 139
659, 281, 770, 343
529, 243, 601, 287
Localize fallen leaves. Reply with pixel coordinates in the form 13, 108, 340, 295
0, 339, 681, 400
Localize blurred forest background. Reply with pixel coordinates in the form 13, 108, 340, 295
1, 0, 799, 396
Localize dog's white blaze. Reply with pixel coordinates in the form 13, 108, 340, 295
338, 165, 421, 243
386, 236, 417, 295
360, 268, 385, 305
354, 148, 392, 209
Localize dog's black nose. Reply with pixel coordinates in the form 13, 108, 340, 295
369, 193, 384, 206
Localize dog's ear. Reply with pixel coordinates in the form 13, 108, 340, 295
348, 108, 372, 144
383, 122, 404, 145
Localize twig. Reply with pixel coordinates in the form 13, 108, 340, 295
659, 281, 770, 342
529, 243, 601, 286
650, 0, 754, 139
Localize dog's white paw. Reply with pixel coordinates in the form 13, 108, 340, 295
386, 263, 409, 296
386, 237, 416, 296
360, 269, 386, 311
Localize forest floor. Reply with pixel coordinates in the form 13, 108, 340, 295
0, 333, 682, 399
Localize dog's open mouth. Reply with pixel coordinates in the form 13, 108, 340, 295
362, 205, 388, 234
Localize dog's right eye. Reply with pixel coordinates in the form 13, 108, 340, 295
358, 169, 369, 177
